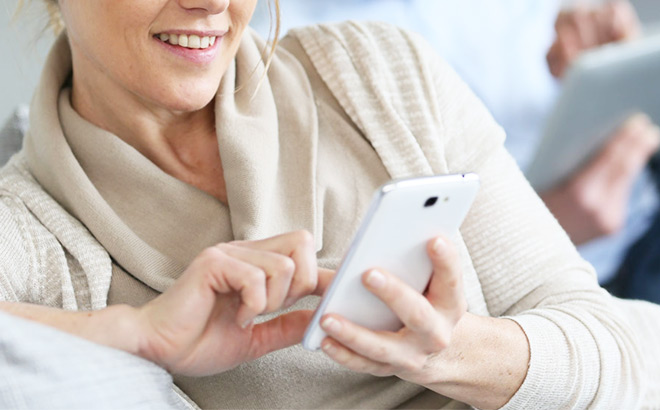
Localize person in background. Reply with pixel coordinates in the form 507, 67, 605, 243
251, 0, 660, 302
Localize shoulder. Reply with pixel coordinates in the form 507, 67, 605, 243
285, 21, 447, 79
279, 21, 504, 176
286, 20, 425, 51
283, 20, 492, 123
280, 20, 461, 132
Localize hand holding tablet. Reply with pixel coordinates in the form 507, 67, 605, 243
526, 33, 660, 192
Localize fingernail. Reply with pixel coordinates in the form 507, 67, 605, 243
321, 317, 341, 334
241, 319, 254, 329
284, 298, 295, 309
366, 270, 386, 288
433, 237, 446, 255
321, 341, 336, 355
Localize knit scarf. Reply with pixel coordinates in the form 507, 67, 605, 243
24, 30, 320, 294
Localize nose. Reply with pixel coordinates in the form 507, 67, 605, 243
177, 0, 229, 14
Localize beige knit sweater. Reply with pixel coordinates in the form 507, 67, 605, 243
1, 22, 659, 409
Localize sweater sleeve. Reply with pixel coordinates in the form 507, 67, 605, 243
0, 194, 34, 303
0, 190, 75, 309
428, 43, 648, 409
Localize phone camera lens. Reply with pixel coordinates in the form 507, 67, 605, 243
424, 197, 439, 207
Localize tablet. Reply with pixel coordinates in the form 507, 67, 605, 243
525, 32, 660, 192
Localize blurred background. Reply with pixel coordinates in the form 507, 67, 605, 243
635, 0, 660, 24
1, 0, 660, 124
1, 0, 53, 123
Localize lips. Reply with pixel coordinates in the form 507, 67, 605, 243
153, 31, 225, 65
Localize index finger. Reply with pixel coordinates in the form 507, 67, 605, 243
605, 1, 641, 41
234, 230, 318, 300
425, 237, 467, 319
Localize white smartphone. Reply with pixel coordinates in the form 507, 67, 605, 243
302, 173, 480, 351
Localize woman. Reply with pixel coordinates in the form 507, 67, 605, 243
0, 0, 657, 408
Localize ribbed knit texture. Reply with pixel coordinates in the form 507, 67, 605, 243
0, 21, 658, 408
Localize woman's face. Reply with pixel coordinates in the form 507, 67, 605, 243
59, 0, 257, 112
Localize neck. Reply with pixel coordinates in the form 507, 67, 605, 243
69, 64, 228, 203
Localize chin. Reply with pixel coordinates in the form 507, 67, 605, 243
168, 96, 216, 113
139, 66, 226, 113
152, 86, 218, 113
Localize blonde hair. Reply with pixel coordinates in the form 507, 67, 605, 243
263, 0, 281, 73
14, 0, 63, 35
15, 0, 282, 71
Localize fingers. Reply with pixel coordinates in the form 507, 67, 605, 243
358, 237, 465, 323
548, 7, 590, 78
215, 243, 295, 313
194, 230, 319, 327
614, 115, 660, 164
569, 7, 599, 49
284, 231, 318, 302
234, 230, 318, 304
548, 114, 660, 243
558, 2, 639, 45
547, 41, 570, 78
248, 310, 314, 360
360, 269, 441, 339
194, 247, 268, 327
355, 236, 464, 349
317, 237, 466, 381
203, 230, 317, 324
320, 315, 435, 371
547, 2, 641, 78
320, 336, 396, 378
589, 114, 660, 183
425, 237, 467, 321
605, 0, 641, 41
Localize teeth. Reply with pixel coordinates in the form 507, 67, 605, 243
189, 35, 200, 49
158, 33, 217, 50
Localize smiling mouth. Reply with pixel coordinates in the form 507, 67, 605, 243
154, 33, 217, 50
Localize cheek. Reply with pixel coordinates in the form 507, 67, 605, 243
230, 0, 259, 30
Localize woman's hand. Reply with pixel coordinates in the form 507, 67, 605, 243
318, 236, 467, 385
134, 230, 328, 377
547, 0, 640, 78
317, 236, 529, 409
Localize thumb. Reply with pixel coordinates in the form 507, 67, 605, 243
248, 310, 314, 360
313, 268, 336, 296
